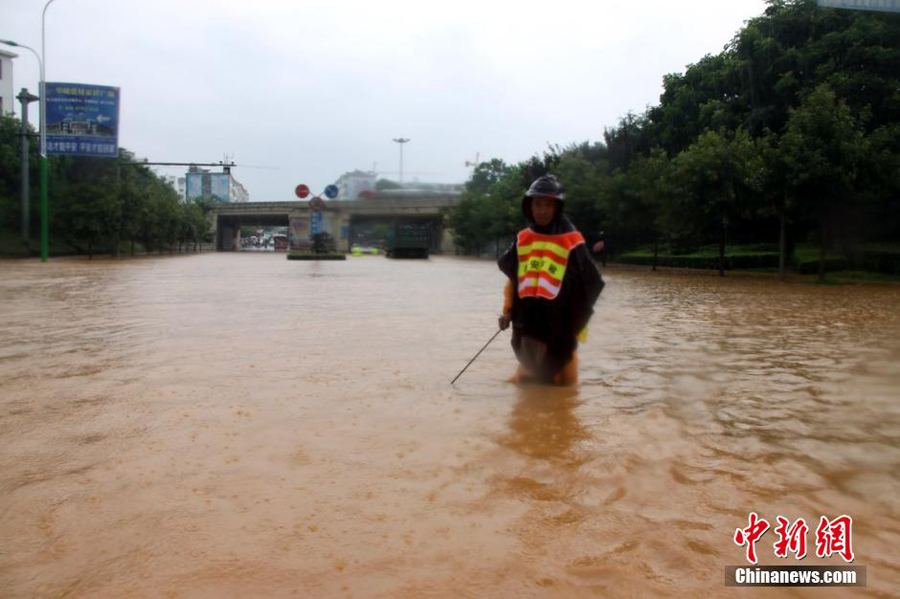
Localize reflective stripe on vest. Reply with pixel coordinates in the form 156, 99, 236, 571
516, 229, 585, 299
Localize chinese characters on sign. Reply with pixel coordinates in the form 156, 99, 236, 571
45, 82, 120, 158
735, 514, 854, 564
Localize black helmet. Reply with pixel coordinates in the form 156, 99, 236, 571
524, 175, 565, 201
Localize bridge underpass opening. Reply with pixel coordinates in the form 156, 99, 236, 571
216, 214, 290, 251
348, 215, 444, 252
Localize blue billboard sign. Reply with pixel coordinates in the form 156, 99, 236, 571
186, 172, 230, 201
45, 82, 120, 157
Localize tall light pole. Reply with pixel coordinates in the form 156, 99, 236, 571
392, 137, 410, 185
17, 88, 39, 242
39, 0, 59, 262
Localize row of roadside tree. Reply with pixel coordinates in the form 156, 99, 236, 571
0, 114, 213, 258
448, 0, 900, 279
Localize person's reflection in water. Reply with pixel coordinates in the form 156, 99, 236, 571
492, 383, 597, 569
501, 384, 590, 465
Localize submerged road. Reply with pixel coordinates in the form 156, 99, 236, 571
1, 254, 898, 597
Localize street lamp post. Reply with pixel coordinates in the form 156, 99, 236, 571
392, 138, 410, 185
40, 0, 59, 262
17, 88, 39, 242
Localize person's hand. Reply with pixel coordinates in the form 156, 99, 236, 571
498, 312, 512, 331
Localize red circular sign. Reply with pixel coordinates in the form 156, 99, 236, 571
295, 184, 310, 199
309, 196, 326, 212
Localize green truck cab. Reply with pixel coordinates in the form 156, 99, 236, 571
386, 224, 430, 259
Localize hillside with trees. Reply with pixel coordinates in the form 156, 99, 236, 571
448, 0, 900, 279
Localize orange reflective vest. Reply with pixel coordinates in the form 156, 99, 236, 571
516, 229, 585, 300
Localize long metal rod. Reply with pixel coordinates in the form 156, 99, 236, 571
450, 328, 503, 385
133, 161, 236, 167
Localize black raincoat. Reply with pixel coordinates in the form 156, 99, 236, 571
498, 198, 604, 381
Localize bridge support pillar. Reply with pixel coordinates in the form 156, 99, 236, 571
441, 227, 457, 254
335, 213, 351, 253
218, 224, 236, 250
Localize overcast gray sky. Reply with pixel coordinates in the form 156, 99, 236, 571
5, 0, 767, 201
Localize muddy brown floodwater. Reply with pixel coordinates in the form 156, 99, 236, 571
1, 253, 898, 598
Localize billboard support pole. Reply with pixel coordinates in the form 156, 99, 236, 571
40, 156, 48, 262
113, 158, 121, 258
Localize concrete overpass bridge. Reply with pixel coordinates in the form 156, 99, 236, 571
209, 194, 461, 252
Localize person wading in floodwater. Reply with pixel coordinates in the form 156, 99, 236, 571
498, 175, 604, 386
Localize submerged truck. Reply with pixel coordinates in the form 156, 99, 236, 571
385, 224, 430, 259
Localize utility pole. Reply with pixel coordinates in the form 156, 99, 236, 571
41, 0, 60, 262
392, 138, 410, 185
17, 88, 39, 243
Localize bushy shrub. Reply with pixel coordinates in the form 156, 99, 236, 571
796, 256, 849, 274
617, 252, 779, 270
858, 250, 900, 275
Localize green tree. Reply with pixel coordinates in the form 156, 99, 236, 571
554, 148, 606, 237
466, 158, 510, 196
0, 115, 39, 237
672, 129, 764, 275
619, 148, 678, 269
450, 160, 522, 256
781, 84, 866, 280
757, 130, 794, 278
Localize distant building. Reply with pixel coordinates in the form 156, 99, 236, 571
163, 175, 188, 202
185, 166, 250, 203
335, 170, 377, 200
230, 177, 249, 203
0, 49, 18, 117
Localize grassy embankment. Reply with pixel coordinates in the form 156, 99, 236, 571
616, 243, 900, 282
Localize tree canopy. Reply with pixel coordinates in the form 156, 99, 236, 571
0, 115, 212, 257
449, 0, 900, 277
